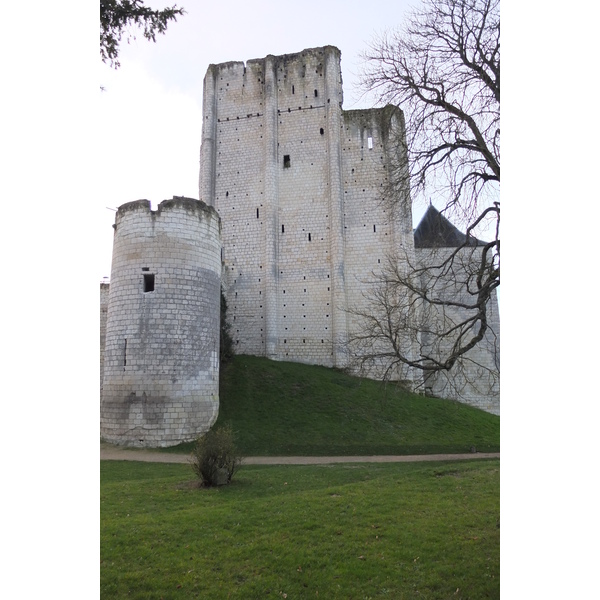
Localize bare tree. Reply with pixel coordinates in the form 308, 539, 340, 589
348, 205, 499, 402
361, 0, 499, 218
351, 0, 500, 401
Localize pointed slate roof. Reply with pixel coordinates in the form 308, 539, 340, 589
413, 205, 486, 249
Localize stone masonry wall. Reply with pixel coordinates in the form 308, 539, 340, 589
200, 47, 417, 372
200, 47, 343, 365
197, 46, 499, 413
101, 198, 222, 447
341, 107, 422, 384
100, 45, 500, 434
100, 282, 110, 390
415, 246, 500, 414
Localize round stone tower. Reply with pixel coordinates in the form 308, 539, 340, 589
101, 197, 222, 447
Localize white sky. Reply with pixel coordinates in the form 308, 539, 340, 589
96, 0, 418, 279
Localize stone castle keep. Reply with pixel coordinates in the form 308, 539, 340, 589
100, 46, 500, 447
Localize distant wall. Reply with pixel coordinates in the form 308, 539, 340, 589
415, 246, 500, 414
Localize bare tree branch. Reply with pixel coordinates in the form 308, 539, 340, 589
361, 0, 500, 215
350, 0, 500, 404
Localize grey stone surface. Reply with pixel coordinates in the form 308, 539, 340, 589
101, 198, 222, 447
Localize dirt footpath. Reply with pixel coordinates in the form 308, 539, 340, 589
100, 442, 499, 465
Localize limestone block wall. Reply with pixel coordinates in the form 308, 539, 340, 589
201, 47, 349, 367
341, 106, 421, 384
200, 47, 417, 371
197, 45, 498, 413
415, 246, 500, 414
100, 282, 110, 390
101, 197, 222, 447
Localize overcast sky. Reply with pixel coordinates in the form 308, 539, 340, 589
97, 0, 418, 279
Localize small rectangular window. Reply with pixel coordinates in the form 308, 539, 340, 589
143, 273, 155, 292
367, 136, 373, 149
283, 155, 290, 168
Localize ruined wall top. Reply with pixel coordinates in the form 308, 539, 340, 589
114, 197, 220, 233
205, 45, 342, 78
202, 46, 344, 112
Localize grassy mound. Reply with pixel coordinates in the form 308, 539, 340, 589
166, 355, 499, 456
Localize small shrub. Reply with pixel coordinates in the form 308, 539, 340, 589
190, 424, 242, 486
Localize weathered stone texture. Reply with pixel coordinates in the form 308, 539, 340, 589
200, 47, 417, 371
199, 46, 499, 414
415, 246, 500, 414
100, 45, 499, 426
100, 282, 110, 389
100, 198, 222, 447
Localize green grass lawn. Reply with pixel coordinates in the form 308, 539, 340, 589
160, 355, 500, 456
101, 459, 500, 599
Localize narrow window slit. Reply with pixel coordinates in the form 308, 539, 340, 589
143, 273, 155, 292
